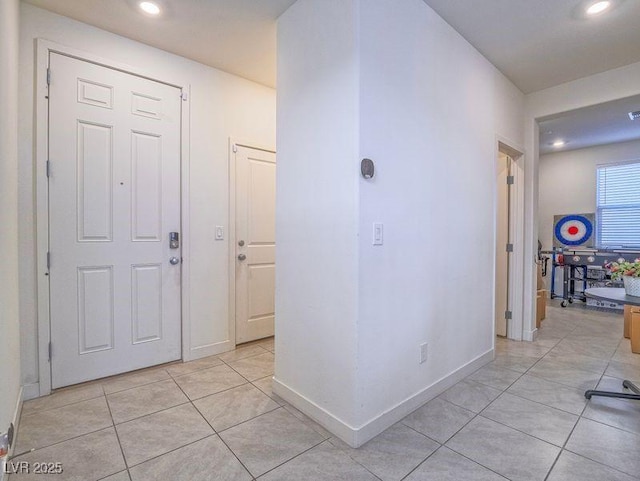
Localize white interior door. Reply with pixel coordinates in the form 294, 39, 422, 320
48, 53, 182, 388
235, 145, 276, 344
495, 153, 512, 337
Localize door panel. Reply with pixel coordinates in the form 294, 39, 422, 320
77, 121, 113, 241
78, 266, 114, 354
235, 146, 276, 343
49, 53, 182, 388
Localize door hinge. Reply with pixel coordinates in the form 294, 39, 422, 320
232, 144, 238, 153
46, 68, 51, 86
181, 91, 188, 101
48, 342, 52, 362
46, 251, 51, 270
46, 160, 51, 178
506, 243, 514, 253
507, 175, 514, 185
505, 310, 513, 320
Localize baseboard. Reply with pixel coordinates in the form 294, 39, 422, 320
523, 329, 537, 341
273, 348, 494, 448
272, 378, 359, 446
22, 383, 40, 401
186, 339, 235, 362
1, 387, 24, 481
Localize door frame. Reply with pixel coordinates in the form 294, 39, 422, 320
494, 137, 525, 341
228, 139, 276, 346
35, 39, 192, 396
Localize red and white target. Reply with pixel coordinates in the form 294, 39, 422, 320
553, 214, 595, 247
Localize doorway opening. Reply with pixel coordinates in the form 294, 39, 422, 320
229, 141, 277, 346
495, 141, 524, 340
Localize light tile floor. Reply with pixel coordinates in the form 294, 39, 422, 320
8, 301, 640, 480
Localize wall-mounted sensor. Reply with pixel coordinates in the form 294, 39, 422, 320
361, 158, 375, 179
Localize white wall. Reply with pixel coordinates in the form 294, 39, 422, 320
275, 0, 361, 431
276, 0, 524, 446
0, 0, 22, 452
18, 4, 276, 395
356, 0, 524, 429
524, 60, 640, 336
539, 139, 640, 251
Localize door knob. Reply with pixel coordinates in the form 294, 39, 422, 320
237, 254, 247, 261
238, 240, 245, 247
169, 257, 180, 265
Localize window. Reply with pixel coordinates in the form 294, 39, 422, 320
596, 161, 640, 248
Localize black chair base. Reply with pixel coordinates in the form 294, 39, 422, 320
585, 380, 640, 401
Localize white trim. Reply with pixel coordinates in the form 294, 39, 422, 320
190, 339, 235, 358
496, 136, 526, 341
228, 139, 238, 348
35, 39, 191, 392
21, 383, 40, 401
273, 349, 494, 448
228, 138, 276, 346
180, 84, 192, 362
35, 40, 51, 397
523, 328, 538, 342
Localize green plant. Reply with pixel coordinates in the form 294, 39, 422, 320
606, 259, 640, 280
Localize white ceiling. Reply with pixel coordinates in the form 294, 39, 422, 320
539, 94, 640, 155
23, 0, 640, 95
23, 0, 297, 88
23, 0, 640, 159
422, 0, 640, 94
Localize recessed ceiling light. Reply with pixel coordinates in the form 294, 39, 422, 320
586, 1, 611, 16
552, 140, 566, 148
139, 1, 160, 15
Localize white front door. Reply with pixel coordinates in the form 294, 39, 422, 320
48, 53, 182, 388
234, 145, 276, 343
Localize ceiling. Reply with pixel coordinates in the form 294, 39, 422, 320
23, 0, 640, 94
422, 0, 640, 94
23, 0, 297, 88
539, 94, 640, 155
23, 0, 640, 161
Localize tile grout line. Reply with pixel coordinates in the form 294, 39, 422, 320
398, 444, 444, 481
171, 371, 256, 479
434, 445, 512, 481
253, 438, 342, 480
104, 392, 131, 473
438, 328, 583, 480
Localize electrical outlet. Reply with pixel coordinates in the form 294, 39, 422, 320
420, 343, 428, 364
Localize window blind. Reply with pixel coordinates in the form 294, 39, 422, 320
596, 161, 640, 248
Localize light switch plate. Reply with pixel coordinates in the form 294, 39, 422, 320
215, 226, 224, 240
373, 223, 383, 246
420, 343, 428, 364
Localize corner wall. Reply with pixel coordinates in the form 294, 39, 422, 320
0, 0, 22, 458
356, 0, 524, 431
276, 0, 525, 446
275, 0, 361, 436
18, 4, 276, 396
